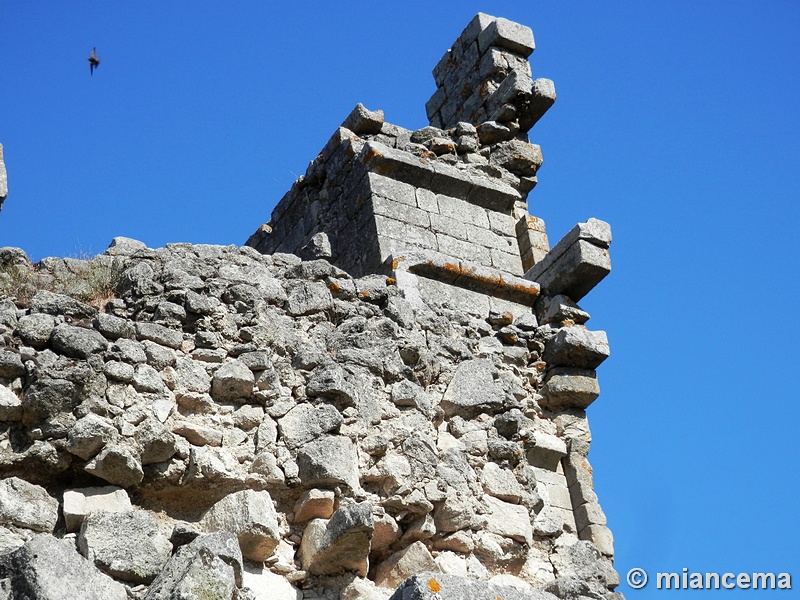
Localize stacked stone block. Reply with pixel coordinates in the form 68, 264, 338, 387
427, 13, 556, 134
246, 14, 608, 321
246, 102, 551, 315
525, 219, 612, 302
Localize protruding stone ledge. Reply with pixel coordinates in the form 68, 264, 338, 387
525, 431, 567, 471
540, 367, 600, 410
389, 249, 539, 307
543, 327, 610, 370
524, 218, 611, 301
477, 17, 536, 57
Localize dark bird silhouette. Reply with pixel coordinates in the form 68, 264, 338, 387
88, 47, 100, 76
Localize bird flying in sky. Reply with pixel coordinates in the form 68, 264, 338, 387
88, 47, 100, 76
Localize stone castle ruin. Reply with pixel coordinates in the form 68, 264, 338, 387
0, 14, 622, 600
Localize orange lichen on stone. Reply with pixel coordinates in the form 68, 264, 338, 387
386, 277, 396, 286
441, 262, 462, 275
364, 147, 385, 163
391, 257, 403, 270
327, 282, 340, 293
428, 578, 441, 593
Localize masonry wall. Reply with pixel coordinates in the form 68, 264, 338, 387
0, 239, 620, 600
0, 12, 622, 600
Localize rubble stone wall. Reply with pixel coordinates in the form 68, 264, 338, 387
0, 238, 619, 600
0, 12, 623, 600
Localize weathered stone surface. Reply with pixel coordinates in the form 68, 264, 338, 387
390, 572, 559, 600
142, 339, 176, 369
0, 526, 27, 555
78, 510, 172, 584
84, 443, 144, 487
433, 493, 482, 535
242, 563, 303, 600
135, 417, 177, 463
540, 368, 600, 410
440, 359, 504, 417
340, 577, 387, 600
30, 290, 97, 318
525, 432, 568, 471
0, 534, 128, 600
543, 327, 609, 370
144, 532, 241, 600
0, 384, 22, 421
297, 435, 360, 489
133, 363, 166, 392
104, 359, 135, 382
477, 16, 536, 56
50, 323, 107, 359
286, 281, 333, 316
300, 502, 374, 576
526, 220, 612, 301
63, 486, 132, 532
579, 523, 615, 557
482, 495, 533, 545
66, 413, 118, 460
549, 538, 618, 597
173, 355, 212, 393
0, 477, 58, 533
211, 359, 255, 402
490, 140, 543, 176
135, 321, 183, 349
374, 542, 439, 589
480, 462, 524, 503
538, 294, 590, 326
106, 236, 147, 256
293, 488, 336, 522
306, 363, 355, 404
391, 379, 433, 416
172, 419, 223, 446
343, 103, 385, 135
278, 402, 343, 449
17, 313, 56, 349
201, 489, 281, 561
21, 377, 79, 425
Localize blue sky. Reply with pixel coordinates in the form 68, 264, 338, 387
2, 2, 799, 596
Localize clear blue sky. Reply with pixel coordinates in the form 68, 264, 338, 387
2, 2, 799, 596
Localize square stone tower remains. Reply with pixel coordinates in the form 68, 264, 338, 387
246, 13, 611, 317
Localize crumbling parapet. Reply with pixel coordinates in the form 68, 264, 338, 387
245, 104, 549, 316
246, 14, 609, 320
427, 13, 556, 134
